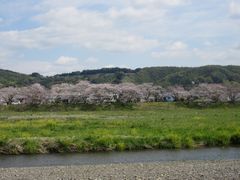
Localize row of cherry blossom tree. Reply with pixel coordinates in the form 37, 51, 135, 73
0, 81, 240, 106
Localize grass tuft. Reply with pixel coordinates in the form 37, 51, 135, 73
23, 139, 41, 154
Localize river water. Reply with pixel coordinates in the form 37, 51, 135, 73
0, 147, 239, 168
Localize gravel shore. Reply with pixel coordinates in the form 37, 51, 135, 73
0, 160, 239, 180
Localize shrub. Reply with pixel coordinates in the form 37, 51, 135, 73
205, 133, 230, 146
56, 138, 81, 152
116, 142, 126, 151
159, 134, 181, 149
23, 139, 40, 154
215, 134, 230, 146
182, 137, 194, 148
230, 133, 240, 145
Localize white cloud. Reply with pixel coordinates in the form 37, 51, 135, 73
131, 0, 188, 7
106, 0, 186, 22
55, 56, 79, 65
167, 41, 188, 51
152, 43, 240, 66
0, 48, 15, 61
151, 50, 192, 59
1, 60, 53, 75
85, 57, 99, 64
104, 64, 115, 68
108, 7, 165, 21
1, 56, 102, 75
235, 44, 240, 50
229, 1, 240, 17
0, 7, 159, 53
38, 0, 187, 10
0, 50, 7, 60
35, 7, 112, 28
151, 41, 240, 65
39, 0, 82, 8
38, 0, 109, 9
151, 41, 188, 59
1, 0, 240, 74
203, 41, 214, 47
109, 7, 149, 19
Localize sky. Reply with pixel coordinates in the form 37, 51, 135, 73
0, 0, 240, 75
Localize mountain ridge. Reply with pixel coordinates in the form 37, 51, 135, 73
0, 65, 240, 88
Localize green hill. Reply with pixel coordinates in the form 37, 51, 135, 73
126, 65, 240, 86
0, 69, 33, 87
0, 65, 240, 87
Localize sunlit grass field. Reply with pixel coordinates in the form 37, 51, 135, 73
0, 103, 240, 154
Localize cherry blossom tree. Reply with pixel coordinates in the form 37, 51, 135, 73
1, 81, 239, 106
0, 87, 18, 105
21, 84, 48, 105
168, 86, 190, 102
225, 83, 240, 103
189, 83, 228, 103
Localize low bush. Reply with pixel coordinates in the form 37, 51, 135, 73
23, 139, 41, 154
230, 133, 240, 145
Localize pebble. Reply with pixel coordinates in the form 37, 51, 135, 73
0, 160, 239, 180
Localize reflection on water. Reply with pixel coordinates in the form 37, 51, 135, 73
0, 147, 240, 168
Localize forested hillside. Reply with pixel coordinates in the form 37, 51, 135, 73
0, 65, 240, 87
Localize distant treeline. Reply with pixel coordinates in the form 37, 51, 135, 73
0, 65, 240, 88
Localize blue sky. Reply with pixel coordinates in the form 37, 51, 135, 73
0, 0, 240, 75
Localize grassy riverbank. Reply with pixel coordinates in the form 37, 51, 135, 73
0, 103, 240, 154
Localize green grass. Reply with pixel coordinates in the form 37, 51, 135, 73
0, 102, 240, 154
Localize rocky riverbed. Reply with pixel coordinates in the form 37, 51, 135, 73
0, 160, 239, 180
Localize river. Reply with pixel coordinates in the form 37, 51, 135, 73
0, 147, 239, 168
